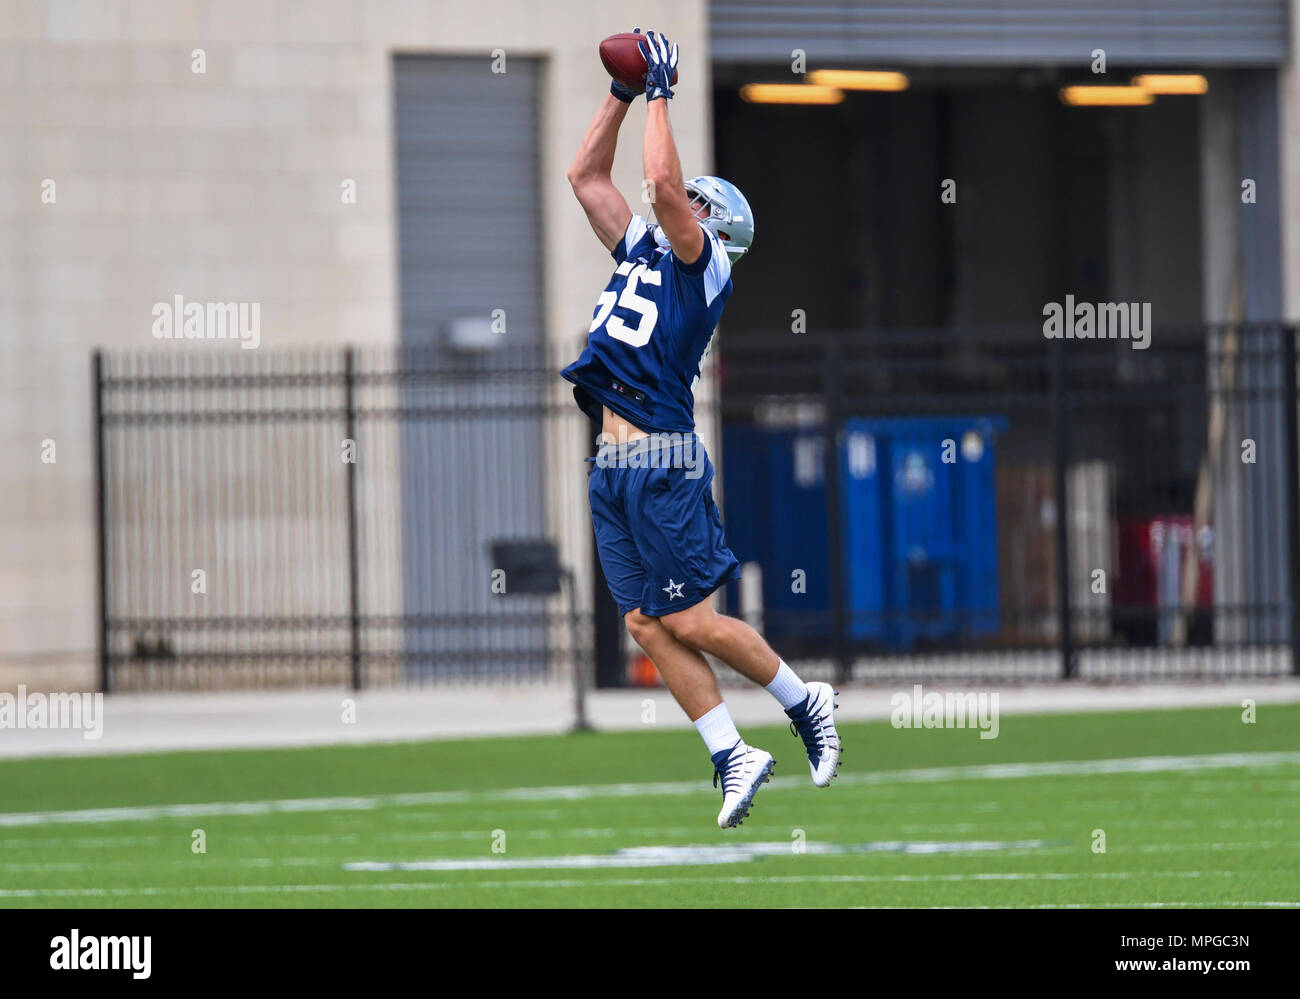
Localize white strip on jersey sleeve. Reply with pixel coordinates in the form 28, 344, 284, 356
702, 230, 732, 307
622, 215, 650, 257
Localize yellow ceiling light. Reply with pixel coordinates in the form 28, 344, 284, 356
740, 84, 845, 105
1060, 85, 1154, 106
1131, 74, 1209, 94
806, 69, 909, 91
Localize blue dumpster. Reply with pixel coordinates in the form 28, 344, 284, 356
723, 415, 1004, 650
840, 417, 1004, 646
722, 424, 830, 645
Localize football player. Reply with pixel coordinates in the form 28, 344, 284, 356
562, 29, 840, 828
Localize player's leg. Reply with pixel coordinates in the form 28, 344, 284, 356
659, 597, 815, 715
628, 440, 792, 690
628, 439, 842, 787
596, 449, 774, 827
658, 597, 779, 686
622, 608, 771, 826
623, 608, 720, 720
659, 597, 841, 787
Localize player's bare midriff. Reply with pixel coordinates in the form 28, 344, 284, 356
601, 405, 651, 443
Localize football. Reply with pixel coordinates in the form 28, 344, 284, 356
599, 32, 679, 93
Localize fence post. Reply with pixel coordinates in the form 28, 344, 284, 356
1282, 327, 1300, 675
344, 348, 362, 691
93, 350, 110, 694
822, 339, 850, 683
1051, 336, 1074, 678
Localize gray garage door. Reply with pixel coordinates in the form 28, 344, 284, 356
393, 55, 548, 680
711, 0, 1290, 66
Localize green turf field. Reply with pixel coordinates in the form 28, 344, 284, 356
1, 702, 1298, 908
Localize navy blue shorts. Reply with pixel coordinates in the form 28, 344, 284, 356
587, 434, 741, 618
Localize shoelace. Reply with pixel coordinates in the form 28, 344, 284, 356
712, 750, 746, 796
788, 695, 828, 765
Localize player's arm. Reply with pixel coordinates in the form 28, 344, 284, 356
567, 94, 634, 253
640, 32, 704, 267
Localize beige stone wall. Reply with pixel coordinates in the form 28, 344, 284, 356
0, 0, 712, 690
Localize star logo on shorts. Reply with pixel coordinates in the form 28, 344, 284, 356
662, 578, 685, 600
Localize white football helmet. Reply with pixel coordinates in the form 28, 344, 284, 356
652, 176, 754, 263
685, 176, 754, 263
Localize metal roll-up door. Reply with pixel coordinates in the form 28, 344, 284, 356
710, 1, 1290, 66
394, 55, 547, 680
395, 55, 543, 347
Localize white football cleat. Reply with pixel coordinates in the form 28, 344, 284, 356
785, 682, 842, 787
711, 741, 775, 829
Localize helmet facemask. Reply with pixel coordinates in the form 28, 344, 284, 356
649, 178, 754, 264
684, 178, 752, 263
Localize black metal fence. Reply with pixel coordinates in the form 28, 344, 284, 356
94, 344, 592, 691
718, 323, 1300, 682
94, 325, 1300, 690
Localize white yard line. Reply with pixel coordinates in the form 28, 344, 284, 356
5, 840, 1286, 876
341, 840, 1060, 872
3, 841, 1289, 875
2, 749, 1298, 829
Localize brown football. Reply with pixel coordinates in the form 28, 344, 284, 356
599, 32, 679, 93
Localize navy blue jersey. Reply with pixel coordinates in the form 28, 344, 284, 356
562, 215, 733, 434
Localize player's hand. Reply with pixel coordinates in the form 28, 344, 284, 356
611, 25, 647, 103
610, 78, 638, 103
609, 26, 643, 103
638, 29, 678, 102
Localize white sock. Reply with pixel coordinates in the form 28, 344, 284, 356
765, 660, 809, 711
694, 702, 742, 757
